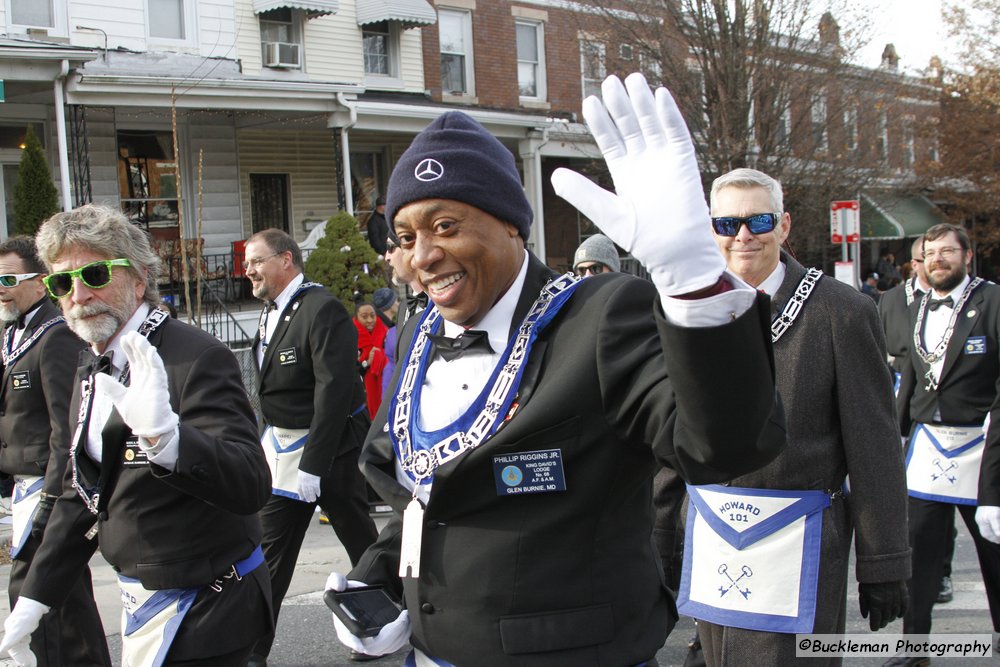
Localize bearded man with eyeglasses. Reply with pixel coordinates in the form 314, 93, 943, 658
670, 167, 909, 667
891, 222, 1000, 666
0, 235, 110, 667
0, 204, 273, 667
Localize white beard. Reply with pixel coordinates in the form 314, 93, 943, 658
0, 302, 20, 324
64, 298, 134, 345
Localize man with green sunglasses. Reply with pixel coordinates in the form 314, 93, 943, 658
0, 236, 110, 667
0, 205, 273, 667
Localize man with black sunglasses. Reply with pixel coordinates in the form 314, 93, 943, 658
572, 233, 620, 277
0, 205, 273, 667
0, 236, 110, 667
675, 167, 910, 666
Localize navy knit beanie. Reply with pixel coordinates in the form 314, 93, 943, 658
386, 111, 533, 240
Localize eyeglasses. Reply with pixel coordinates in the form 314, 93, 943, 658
576, 263, 607, 276
241, 252, 282, 271
711, 213, 781, 237
43, 259, 131, 298
912, 258, 924, 264
0, 273, 39, 288
923, 247, 962, 261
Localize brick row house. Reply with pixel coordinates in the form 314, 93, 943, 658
0, 0, 943, 295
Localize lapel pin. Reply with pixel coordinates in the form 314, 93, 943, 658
968, 310, 976, 318
292, 302, 300, 311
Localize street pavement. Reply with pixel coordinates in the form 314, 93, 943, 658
0, 510, 994, 666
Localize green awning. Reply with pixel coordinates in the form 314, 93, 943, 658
860, 191, 946, 240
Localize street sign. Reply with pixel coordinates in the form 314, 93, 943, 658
830, 200, 860, 243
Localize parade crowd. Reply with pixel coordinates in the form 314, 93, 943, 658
0, 71, 996, 667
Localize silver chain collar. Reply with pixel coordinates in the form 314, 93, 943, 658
1, 316, 64, 366
912, 277, 982, 392
392, 273, 580, 490
770, 268, 823, 344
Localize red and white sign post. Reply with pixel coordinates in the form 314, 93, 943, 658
831, 200, 861, 288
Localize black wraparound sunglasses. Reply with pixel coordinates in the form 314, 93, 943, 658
711, 213, 781, 237
43, 259, 131, 298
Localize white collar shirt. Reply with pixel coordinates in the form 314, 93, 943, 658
10, 304, 41, 348
256, 272, 304, 368
393, 250, 529, 503
923, 274, 971, 389
755, 261, 787, 299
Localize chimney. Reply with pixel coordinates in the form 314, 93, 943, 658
818, 12, 840, 48
881, 44, 899, 70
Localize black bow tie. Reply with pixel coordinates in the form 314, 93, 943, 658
87, 353, 113, 377
15, 313, 27, 330
406, 292, 428, 316
427, 330, 494, 362
928, 297, 954, 312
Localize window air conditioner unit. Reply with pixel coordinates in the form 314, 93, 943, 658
264, 41, 301, 68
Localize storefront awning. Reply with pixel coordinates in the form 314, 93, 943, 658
252, 0, 339, 18
356, 0, 437, 28
860, 191, 946, 240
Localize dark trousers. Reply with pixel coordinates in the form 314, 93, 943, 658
8, 536, 111, 667
904, 497, 1000, 633
253, 449, 378, 657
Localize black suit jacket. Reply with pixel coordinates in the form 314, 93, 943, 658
350, 254, 785, 667
23, 316, 270, 604
0, 299, 87, 498
899, 279, 1000, 505
252, 283, 367, 476
879, 278, 925, 373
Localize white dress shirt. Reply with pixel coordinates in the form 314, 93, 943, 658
923, 274, 971, 387
256, 272, 304, 369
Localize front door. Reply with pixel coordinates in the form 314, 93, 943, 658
250, 173, 290, 234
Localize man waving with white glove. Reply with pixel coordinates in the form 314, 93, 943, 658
328, 73, 784, 666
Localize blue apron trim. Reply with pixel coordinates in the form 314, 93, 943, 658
270, 488, 301, 501
268, 429, 307, 454
686, 485, 830, 550
677, 485, 829, 634
905, 425, 982, 506
235, 545, 265, 577
913, 423, 985, 458
12, 477, 44, 503
907, 488, 978, 506
351, 404, 367, 417
121, 586, 199, 636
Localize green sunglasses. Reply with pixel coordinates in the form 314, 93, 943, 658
43, 259, 131, 298
0, 272, 39, 288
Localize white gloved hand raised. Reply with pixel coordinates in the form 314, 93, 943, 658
0, 597, 50, 666
94, 331, 179, 442
551, 72, 725, 297
976, 505, 1000, 544
297, 470, 322, 503
325, 572, 410, 658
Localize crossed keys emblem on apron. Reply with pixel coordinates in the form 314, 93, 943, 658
931, 458, 959, 484
718, 563, 753, 599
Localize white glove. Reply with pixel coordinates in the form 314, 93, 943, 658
94, 331, 179, 441
298, 470, 322, 503
976, 505, 1000, 544
325, 572, 410, 657
0, 597, 50, 666
551, 72, 725, 296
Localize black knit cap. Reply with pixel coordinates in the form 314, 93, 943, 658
386, 111, 533, 240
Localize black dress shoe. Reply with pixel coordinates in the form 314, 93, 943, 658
882, 656, 930, 667
350, 650, 383, 662
247, 653, 267, 667
936, 575, 953, 603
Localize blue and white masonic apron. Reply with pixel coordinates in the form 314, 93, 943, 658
117, 579, 199, 667
677, 484, 831, 633
906, 423, 984, 505
262, 426, 309, 500
10, 475, 44, 559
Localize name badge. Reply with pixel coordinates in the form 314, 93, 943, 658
965, 336, 987, 355
277, 347, 297, 365
10, 371, 29, 390
493, 448, 566, 496
122, 437, 148, 467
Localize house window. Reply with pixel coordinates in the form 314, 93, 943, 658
11, 0, 53, 28
639, 52, 662, 87
440, 8, 474, 95
580, 40, 605, 100
776, 104, 791, 145
148, 0, 187, 40
260, 8, 302, 69
117, 130, 179, 229
516, 20, 545, 100
844, 107, 858, 151
363, 21, 391, 76
878, 111, 889, 161
903, 117, 915, 169
811, 93, 827, 151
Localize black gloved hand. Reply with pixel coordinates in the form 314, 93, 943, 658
858, 580, 909, 631
30, 495, 55, 542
